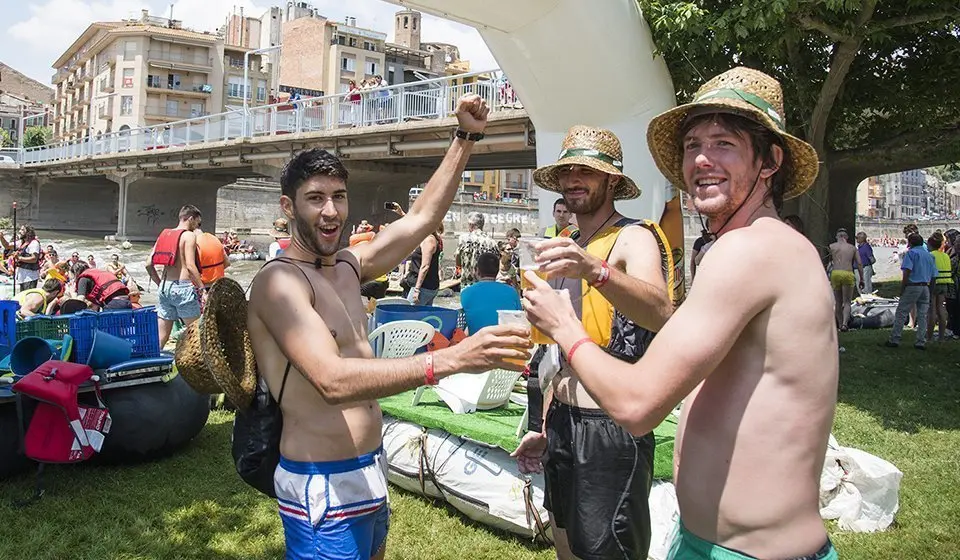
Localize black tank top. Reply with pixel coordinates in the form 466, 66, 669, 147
406, 235, 441, 290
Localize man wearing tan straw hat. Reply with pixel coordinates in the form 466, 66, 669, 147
267, 218, 292, 261
247, 93, 531, 560
512, 125, 677, 560
523, 67, 839, 560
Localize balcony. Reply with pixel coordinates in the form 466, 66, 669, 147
52, 68, 70, 84
147, 50, 213, 72
145, 83, 213, 99
80, 69, 94, 83
144, 107, 209, 122
65, 81, 76, 92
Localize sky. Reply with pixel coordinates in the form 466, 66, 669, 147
0, 0, 498, 88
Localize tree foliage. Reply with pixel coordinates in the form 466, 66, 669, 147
22, 126, 52, 148
639, 0, 960, 240
0, 128, 11, 148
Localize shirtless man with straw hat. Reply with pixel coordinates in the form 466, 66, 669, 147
247, 93, 531, 560
524, 67, 839, 559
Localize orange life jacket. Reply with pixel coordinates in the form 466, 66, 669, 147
151, 229, 186, 267
349, 231, 375, 246
196, 232, 226, 285
76, 268, 129, 307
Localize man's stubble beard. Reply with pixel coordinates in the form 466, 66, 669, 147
293, 206, 341, 257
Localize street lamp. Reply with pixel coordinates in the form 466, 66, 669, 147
242, 44, 283, 138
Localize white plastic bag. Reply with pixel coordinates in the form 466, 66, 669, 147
819, 435, 903, 532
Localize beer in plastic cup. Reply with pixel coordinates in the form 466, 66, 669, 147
497, 310, 532, 366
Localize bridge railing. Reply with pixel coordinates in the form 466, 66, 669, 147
20, 69, 516, 166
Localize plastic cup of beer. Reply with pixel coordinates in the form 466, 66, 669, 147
497, 310, 532, 366
517, 239, 545, 291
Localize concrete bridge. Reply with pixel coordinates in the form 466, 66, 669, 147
0, 70, 536, 240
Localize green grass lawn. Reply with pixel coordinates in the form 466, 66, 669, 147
1, 326, 958, 559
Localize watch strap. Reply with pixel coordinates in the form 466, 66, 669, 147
454, 128, 485, 142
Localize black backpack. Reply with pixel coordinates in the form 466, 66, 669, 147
231, 364, 289, 498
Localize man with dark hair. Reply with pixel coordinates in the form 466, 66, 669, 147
1, 224, 43, 291
461, 251, 523, 334
541, 198, 575, 238
74, 261, 132, 311
146, 204, 203, 347
248, 94, 531, 560
828, 228, 864, 331
887, 232, 936, 349
15, 277, 63, 317
524, 67, 839, 559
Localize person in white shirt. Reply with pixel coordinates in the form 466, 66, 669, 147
1, 225, 42, 291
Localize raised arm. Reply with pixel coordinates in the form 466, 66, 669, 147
251, 265, 531, 405
523, 231, 774, 436
351, 94, 489, 281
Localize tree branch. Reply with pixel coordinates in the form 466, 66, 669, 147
828, 124, 960, 181
806, 0, 879, 153
797, 15, 849, 41
869, 10, 959, 33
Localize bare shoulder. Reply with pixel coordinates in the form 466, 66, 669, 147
249, 262, 312, 314
611, 223, 663, 264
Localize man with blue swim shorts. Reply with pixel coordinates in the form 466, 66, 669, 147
247, 94, 531, 560
524, 68, 840, 559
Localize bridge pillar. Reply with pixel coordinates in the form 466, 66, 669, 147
117, 173, 230, 241
105, 172, 144, 239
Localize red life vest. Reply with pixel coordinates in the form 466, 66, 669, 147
76, 268, 129, 307
278, 238, 292, 250
151, 228, 186, 267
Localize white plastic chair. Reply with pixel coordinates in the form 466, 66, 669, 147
413, 369, 521, 415
368, 320, 435, 359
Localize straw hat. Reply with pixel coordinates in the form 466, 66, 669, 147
270, 218, 290, 239
175, 278, 257, 409
533, 126, 641, 200
647, 67, 820, 200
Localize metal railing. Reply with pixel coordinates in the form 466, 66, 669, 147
18, 69, 518, 166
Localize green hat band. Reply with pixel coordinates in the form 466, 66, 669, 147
694, 88, 784, 130
557, 148, 623, 171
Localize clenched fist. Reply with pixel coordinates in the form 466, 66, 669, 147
455, 93, 490, 134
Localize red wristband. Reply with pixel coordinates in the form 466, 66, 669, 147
424, 352, 438, 385
565, 337, 594, 364
591, 260, 610, 288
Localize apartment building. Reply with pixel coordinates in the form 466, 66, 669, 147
462, 169, 535, 201
51, 11, 228, 141
222, 45, 273, 113
278, 15, 386, 97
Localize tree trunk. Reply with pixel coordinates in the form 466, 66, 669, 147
827, 166, 863, 238
797, 168, 831, 253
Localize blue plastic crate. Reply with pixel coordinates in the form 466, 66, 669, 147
69, 306, 161, 365
0, 300, 17, 350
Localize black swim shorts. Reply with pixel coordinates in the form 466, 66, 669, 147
543, 399, 654, 560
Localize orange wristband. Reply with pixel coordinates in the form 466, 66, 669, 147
565, 337, 593, 363
424, 352, 438, 385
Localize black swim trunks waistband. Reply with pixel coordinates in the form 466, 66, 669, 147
549, 399, 613, 419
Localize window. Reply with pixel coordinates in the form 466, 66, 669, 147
146, 74, 162, 88
120, 96, 133, 115
257, 80, 267, 102
471, 171, 485, 183
349, 37, 357, 47
166, 100, 179, 116
189, 103, 204, 118
227, 76, 244, 98
366, 60, 378, 76
412, 18, 417, 30
337, 35, 346, 45
403, 16, 408, 28
341, 57, 355, 72
229, 56, 243, 68
124, 41, 137, 53
122, 68, 134, 88
167, 74, 181, 90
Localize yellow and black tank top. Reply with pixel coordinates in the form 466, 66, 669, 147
549, 217, 677, 361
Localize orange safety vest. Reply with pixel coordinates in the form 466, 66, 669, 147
196, 232, 227, 285
151, 229, 186, 267
76, 268, 129, 307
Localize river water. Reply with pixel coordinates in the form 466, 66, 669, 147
19, 231, 904, 309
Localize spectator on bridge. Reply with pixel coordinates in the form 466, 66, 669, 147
347, 80, 362, 127
455, 211, 498, 288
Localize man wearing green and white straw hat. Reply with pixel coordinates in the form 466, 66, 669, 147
513, 125, 677, 560
523, 67, 839, 560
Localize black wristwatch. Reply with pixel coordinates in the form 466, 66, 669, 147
454, 128, 485, 142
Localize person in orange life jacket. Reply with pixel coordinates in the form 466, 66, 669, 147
73, 262, 132, 310
267, 218, 292, 261
0, 224, 42, 290
145, 205, 204, 348
195, 227, 230, 288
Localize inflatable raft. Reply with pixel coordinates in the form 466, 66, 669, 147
227, 251, 263, 262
